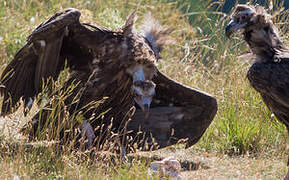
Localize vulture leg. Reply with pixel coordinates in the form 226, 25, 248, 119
127, 70, 218, 149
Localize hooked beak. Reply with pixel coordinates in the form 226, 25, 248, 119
135, 96, 151, 113
225, 20, 247, 38
131, 66, 156, 118
134, 96, 152, 118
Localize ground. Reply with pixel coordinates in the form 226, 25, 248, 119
132, 148, 287, 179
1, 0, 289, 179
0, 115, 287, 179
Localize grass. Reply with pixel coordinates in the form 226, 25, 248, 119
0, 0, 288, 179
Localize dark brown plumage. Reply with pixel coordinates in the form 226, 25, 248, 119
225, 4, 289, 177
226, 4, 289, 130
1, 8, 217, 150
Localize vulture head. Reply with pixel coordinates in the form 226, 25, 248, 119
127, 64, 157, 113
225, 4, 258, 37
225, 4, 285, 62
120, 11, 172, 113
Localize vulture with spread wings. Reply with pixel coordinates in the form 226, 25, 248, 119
1, 8, 217, 150
225, 4, 289, 178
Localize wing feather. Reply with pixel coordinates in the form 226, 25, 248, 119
152, 70, 217, 146
0, 8, 81, 115
247, 62, 289, 129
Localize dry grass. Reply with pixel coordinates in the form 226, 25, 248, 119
0, 0, 289, 179
134, 148, 288, 179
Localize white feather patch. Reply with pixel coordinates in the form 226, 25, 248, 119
38, 40, 46, 47
238, 8, 255, 16
140, 14, 160, 58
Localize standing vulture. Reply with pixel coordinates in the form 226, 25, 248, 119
225, 4, 289, 178
0, 8, 217, 151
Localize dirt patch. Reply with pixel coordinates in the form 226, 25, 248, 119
132, 148, 287, 180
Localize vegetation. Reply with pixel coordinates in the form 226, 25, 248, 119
0, 0, 288, 179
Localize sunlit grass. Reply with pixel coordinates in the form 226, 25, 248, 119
0, 0, 288, 178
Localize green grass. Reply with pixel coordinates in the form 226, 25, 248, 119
0, 137, 154, 179
0, 0, 288, 178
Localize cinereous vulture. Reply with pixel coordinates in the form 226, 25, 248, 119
225, 4, 289, 178
0, 8, 217, 150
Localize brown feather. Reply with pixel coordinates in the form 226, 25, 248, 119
122, 10, 137, 36
2, 8, 217, 151
227, 4, 289, 140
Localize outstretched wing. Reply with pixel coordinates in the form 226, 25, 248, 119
0, 8, 82, 115
247, 62, 289, 129
151, 70, 217, 146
